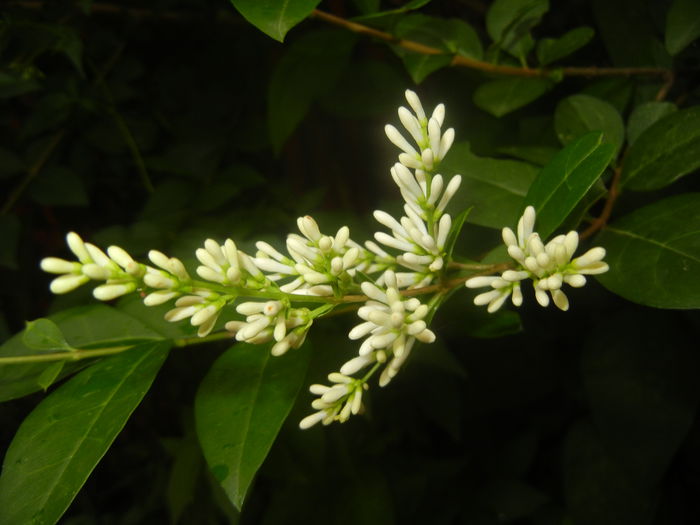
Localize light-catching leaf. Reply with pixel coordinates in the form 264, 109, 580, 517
0, 342, 169, 525
626, 101, 677, 146
621, 106, 700, 191
195, 342, 312, 509
536, 26, 595, 65
23, 318, 73, 352
486, 0, 549, 58
596, 193, 700, 309
554, 94, 625, 156
665, 0, 700, 55
268, 30, 355, 152
441, 142, 538, 229
229, 0, 322, 42
473, 78, 553, 118
524, 132, 614, 239
0, 304, 164, 402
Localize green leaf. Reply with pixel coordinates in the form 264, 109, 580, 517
23, 318, 74, 352
445, 207, 472, 259
393, 15, 454, 84
497, 145, 558, 166
486, 0, 549, 58
537, 26, 595, 65
195, 342, 312, 509
665, 0, 700, 55
0, 71, 41, 99
554, 94, 625, 157
229, 0, 322, 42
443, 19, 483, 60
524, 132, 615, 239
268, 30, 355, 152
36, 362, 65, 391
626, 101, 677, 146
621, 106, 700, 191
596, 194, 700, 309
0, 304, 164, 402
353, 0, 431, 20
473, 78, 552, 118
351, 0, 381, 15
0, 342, 169, 525
441, 142, 538, 229
582, 309, 700, 489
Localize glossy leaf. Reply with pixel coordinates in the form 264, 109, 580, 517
441, 142, 538, 229
473, 78, 553, 118
524, 132, 614, 239
626, 101, 677, 145
229, 0, 322, 42
621, 106, 700, 191
582, 309, 700, 488
665, 0, 700, 55
0, 342, 169, 525
23, 318, 73, 352
486, 0, 549, 58
0, 304, 164, 402
596, 194, 700, 309
537, 26, 595, 65
554, 94, 625, 156
195, 342, 312, 509
268, 30, 355, 152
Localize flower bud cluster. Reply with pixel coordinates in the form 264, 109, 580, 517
164, 289, 229, 337
466, 206, 609, 312
40, 232, 145, 301
225, 300, 312, 356
253, 215, 366, 296
299, 373, 367, 429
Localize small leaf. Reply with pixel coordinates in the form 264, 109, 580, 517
596, 194, 700, 309
486, 0, 549, 58
524, 132, 615, 239
441, 142, 538, 229
537, 26, 595, 65
353, 0, 431, 20
445, 207, 472, 259
626, 101, 677, 146
473, 78, 553, 118
0, 342, 169, 525
393, 15, 455, 84
23, 318, 74, 352
621, 106, 700, 191
665, 0, 700, 55
554, 94, 625, 157
268, 30, 355, 152
36, 362, 65, 391
229, 0, 322, 42
195, 342, 312, 509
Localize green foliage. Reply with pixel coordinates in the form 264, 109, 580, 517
621, 106, 700, 191
665, 0, 700, 55
536, 26, 595, 66
0, 342, 169, 525
626, 101, 677, 145
486, 0, 549, 60
473, 78, 553, 117
22, 318, 73, 352
597, 194, 700, 308
524, 132, 615, 239
554, 94, 625, 156
195, 342, 312, 509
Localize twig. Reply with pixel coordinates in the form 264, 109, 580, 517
580, 163, 623, 240
0, 344, 133, 364
655, 71, 676, 101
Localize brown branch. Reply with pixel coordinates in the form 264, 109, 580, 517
655, 71, 676, 101
310, 9, 670, 79
580, 162, 623, 240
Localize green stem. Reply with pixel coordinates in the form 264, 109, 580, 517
0, 344, 133, 364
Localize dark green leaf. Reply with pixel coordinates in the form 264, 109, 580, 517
53, 27, 84, 75
473, 78, 553, 118
195, 342, 312, 509
393, 15, 454, 84
229, 0, 322, 42
665, 0, 700, 55
0, 342, 169, 525
0, 71, 41, 99
351, 0, 381, 15
596, 194, 700, 309
481, 479, 548, 521
564, 420, 659, 525
0, 304, 164, 402
554, 94, 625, 156
621, 106, 700, 191
29, 167, 89, 207
23, 318, 73, 352
537, 26, 595, 65
524, 132, 615, 239
497, 145, 558, 166
445, 207, 472, 259
268, 30, 355, 152
486, 0, 549, 58
353, 0, 431, 20
441, 142, 538, 229
443, 19, 483, 60
582, 309, 700, 488
626, 101, 677, 146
